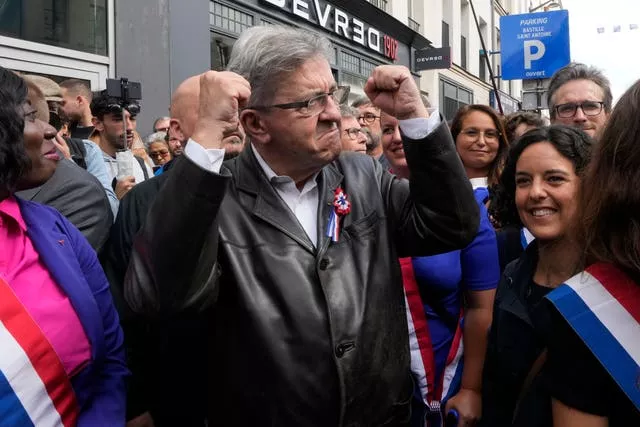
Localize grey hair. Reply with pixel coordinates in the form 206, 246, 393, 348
152, 116, 170, 129
339, 104, 360, 119
144, 131, 168, 149
227, 26, 333, 107
547, 62, 613, 119
351, 95, 374, 109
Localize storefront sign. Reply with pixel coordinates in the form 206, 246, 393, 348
414, 47, 451, 71
261, 0, 398, 60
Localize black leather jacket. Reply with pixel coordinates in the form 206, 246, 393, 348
124, 121, 479, 426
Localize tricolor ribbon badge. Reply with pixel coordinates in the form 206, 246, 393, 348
326, 187, 351, 242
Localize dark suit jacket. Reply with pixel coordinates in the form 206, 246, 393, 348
16, 159, 113, 252
17, 198, 127, 426
101, 160, 208, 426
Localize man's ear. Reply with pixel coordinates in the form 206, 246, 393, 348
92, 117, 104, 132
240, 109, 270, 145
76, 95, 85, 106
169, 119, 185, 142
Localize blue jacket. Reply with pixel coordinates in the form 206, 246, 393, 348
17, 198, 127, 426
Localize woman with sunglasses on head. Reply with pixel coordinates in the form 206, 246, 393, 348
481, 125, 594, 427
542, 80, 640, 427
0, 67, 127, 426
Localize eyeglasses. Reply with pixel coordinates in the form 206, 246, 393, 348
357, 112, 380, 125
250, 86, 350, 117
344, 127, 365, 140
554, 101, 605, 118
460, 128, 501, 140
155, 126, 170, 133
149, 149, 170, 158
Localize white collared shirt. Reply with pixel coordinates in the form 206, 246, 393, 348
469, 177, 489, 190
184, 110, 441, 247
251, 145, 320, 246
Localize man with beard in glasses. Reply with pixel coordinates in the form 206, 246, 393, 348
547, 62, 612, 140
101, 73, 245, 427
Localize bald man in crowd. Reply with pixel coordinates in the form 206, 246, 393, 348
101, 75, 245, 427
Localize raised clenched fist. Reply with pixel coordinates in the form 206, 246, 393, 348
364, 65, 429, 121
191, 71, 251, 150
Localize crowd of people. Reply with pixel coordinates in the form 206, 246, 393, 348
0, 24, 638, 427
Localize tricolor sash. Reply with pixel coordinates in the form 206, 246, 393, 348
546, 263, 640, 410
0, 277, 79, 426
402, 258, 465, 427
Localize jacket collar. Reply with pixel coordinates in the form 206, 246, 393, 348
232, 144, 343, 255
499, 240, 539, 326
17, 198, 103, 361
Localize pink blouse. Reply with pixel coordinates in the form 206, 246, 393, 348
0, 196, 91, 376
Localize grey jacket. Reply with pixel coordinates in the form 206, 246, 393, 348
16, 159, 113, 252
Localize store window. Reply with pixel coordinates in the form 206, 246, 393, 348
211, 33, 234, 71
210, 1, 253, 35
0, 0, 108, 56
440, 78, 473, 120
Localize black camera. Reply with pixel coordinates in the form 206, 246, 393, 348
106, 78, 142, 104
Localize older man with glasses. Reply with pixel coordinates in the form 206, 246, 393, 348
339, 104, 368, 154
124, 25, 479, 427
547, 62, 612, 140
352, 95, 386, 161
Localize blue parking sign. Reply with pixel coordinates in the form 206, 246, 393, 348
500, 10, 570, 80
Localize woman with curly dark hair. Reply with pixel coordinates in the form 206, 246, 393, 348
543, 80, 640, 426
0, 66, 126, 426
480, 125, 593, 427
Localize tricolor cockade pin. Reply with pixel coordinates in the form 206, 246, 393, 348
326, 187, 351, 242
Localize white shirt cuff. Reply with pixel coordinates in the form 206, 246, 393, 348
184, 138, 226, 173
398, 109, 441, 140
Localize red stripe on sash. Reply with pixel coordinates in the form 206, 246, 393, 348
401, 257, 436, 404
587, 264, 640, 323
0, 278, 79, 427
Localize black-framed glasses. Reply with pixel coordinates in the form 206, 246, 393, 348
250, 86, 350, 117
460, 128, 501, 140
344, 127, 365, 140
554, 101, 605, 118
357, 112, 380, 125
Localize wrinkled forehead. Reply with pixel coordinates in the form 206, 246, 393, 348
553, 79, 605, 105
267, 56, 335, 101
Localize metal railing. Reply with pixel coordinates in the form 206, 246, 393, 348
366, 0, 388, 13
408, 17, 420, 32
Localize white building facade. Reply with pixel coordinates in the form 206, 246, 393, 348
386, 0, 556, 119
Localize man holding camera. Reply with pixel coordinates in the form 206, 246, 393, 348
90, 90, 153, 200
